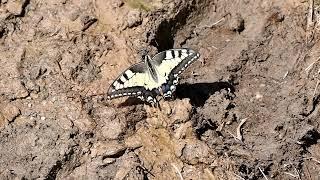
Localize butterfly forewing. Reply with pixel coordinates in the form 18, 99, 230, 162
151, 48, 200, 79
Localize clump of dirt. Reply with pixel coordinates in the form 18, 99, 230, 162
0, 0, 320, 179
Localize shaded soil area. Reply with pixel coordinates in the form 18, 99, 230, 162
0, 0, 320, 179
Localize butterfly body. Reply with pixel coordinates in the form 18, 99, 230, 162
107, 48, 200, 105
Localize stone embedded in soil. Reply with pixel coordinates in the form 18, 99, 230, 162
197, 89, 234, 129
24, 80, 40, 93
0, 103, 21, 123
308, 144, 320, 159
91, 141, 126, 158
0, 80, 29, 100
111, 0, 124, 8
73, 116, 95, 132
296, 124, 320, 146
80, 15, 97, 31
0, 113, 5, 128
101, 120, 126, 139
145, 99, 192, 127
126, 10, 142, 28
94, 107, 127, 139
115, 152, 143, 179
67, 9, 80, 21
125, 135, 142, 149
174, 141, 186, 158
102, 158, 116, 165
57, 117, 73, 130
5, 0, 28, 16
100, 114, 126, 140
182, 165, 206, 179
173, 121, 193, 139
229, 14, 245, 32
181, 139, 215, 165
170, 99, 193, 125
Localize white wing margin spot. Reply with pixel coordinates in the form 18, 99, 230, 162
165, 51, 173, 59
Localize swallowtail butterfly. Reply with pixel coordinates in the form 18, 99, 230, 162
107, 48, 200, 105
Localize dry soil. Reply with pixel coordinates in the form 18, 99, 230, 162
0, 0, 320, 179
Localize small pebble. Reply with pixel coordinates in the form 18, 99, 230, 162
127, 10, 141, 28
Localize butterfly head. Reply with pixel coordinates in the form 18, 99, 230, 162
143, 55, 152, 63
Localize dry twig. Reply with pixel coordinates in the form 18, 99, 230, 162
236, 118, 247, 142
293, 166, 302, 180
283, 71, 288, 79
305, 56, 320, 73
304, 157, 320, 164
204, 168, 215, 179
171, 163, 184, 180
313, 79, 320, 98
284, 162, 301, 180
258, 167, 269, 180
233, 172, 245, 180
284, 172, 299, 178
306, 0, 315, 43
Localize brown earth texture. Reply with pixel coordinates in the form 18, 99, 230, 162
1, 0, 320, 179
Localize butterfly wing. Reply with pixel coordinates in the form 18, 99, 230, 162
151, 48, 200, 97
107, 62, 155, 100
152, 48, 200, 79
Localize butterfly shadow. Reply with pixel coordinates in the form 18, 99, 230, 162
175, 81, 235, 107
118, 98, 145, 107
119, 81, 234, 107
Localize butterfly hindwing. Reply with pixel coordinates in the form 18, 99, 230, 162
107, 62, 150, 99
107, 62, 162, 105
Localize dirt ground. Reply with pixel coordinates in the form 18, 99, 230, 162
0, 0, 320, 179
